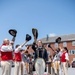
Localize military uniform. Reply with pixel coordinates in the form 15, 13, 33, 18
60, 51, 69, 75
32, 46, 48, 75
0, 44, 13, 75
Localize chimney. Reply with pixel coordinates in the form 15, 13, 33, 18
46, 34, 49, 41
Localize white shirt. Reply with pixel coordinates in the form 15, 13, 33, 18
1, 45, 13, 52
15, 46, 22, 53
65, 53, 69, 61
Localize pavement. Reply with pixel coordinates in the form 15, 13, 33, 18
0, 67, 75, 75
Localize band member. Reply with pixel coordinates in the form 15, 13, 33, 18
14, 42, 27, 75
0, 38, 14, 75
52, 48, 62, 75
32, 40, 48, 75
14, 34, 31, 75
60, 47, 69, 75
21, 47, 30, 75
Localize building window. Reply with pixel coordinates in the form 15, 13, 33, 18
63, 42, 67, 47
54, 43, 58, 48
69, 50, 75, 55
72, 41, 75, 46
69, 50, 71, 54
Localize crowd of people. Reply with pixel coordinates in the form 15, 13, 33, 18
0, 38, 69, 75
0, 38, 32, 75
51, 47, 69, 75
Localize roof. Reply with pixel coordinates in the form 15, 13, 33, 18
40, 34, 75, 44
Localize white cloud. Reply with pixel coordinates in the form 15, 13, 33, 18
49, 33, 56, 37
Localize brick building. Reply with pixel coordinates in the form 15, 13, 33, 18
27, 34, 75, 64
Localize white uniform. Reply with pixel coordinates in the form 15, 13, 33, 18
52, 51, 62, 75
14, 46, 22, 75
61, 51, 69, 75
21, 54, 30, 75
35, 58, 45, 75
0, 44, 13, 75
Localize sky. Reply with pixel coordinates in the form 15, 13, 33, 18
0, 0, 75, 47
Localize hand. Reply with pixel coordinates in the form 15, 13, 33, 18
10, 41, 14, 45
26, 46, 29, 49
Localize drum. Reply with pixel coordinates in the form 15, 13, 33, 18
35, 58, 45, 75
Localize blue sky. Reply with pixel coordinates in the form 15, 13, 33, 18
0, 0, 75, 47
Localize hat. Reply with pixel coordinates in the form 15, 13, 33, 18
9, 29, 17, 37
55, 37, 61, 43
26, 34, 32, 41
